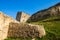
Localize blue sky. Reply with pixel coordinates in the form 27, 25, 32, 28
0, 0, 60, 18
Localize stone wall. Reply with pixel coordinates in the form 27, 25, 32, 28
16, 12, 30, 22
0, 12, 19, 40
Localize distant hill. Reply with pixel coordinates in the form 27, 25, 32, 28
27, 3, 60, 22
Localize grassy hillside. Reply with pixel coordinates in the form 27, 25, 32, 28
30, 21, 60, 40
42, 16, 60, 22
29, 16, 60, 40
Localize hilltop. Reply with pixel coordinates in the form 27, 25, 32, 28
28, 3, 60, 22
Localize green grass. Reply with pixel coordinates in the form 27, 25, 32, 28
30, 21, 60, 40
5, 38, 32, 40
28, 16, 60, 40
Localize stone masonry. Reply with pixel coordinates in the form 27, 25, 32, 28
16, 12, 30, 22
0, 12, 19, 40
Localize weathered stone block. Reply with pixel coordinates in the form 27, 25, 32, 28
7, 22, 46, 39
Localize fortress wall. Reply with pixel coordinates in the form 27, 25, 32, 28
0, 12, 19, 40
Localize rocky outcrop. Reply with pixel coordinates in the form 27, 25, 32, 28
16, 12, 30, 22
8, 22, 46, 39
27, 3, 60, 22
0, 12, 19, 40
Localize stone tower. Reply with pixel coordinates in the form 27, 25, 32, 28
16, 12, 30, 22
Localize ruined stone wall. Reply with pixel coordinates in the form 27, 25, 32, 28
0, 12, 19, 40
0, 12, 46, 40
16, 12, 30, 22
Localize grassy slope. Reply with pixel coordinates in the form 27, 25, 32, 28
5, 16, 60, 40
31, 21, 60, 40
30, 16, 60, 40
42, 16, 60, 21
